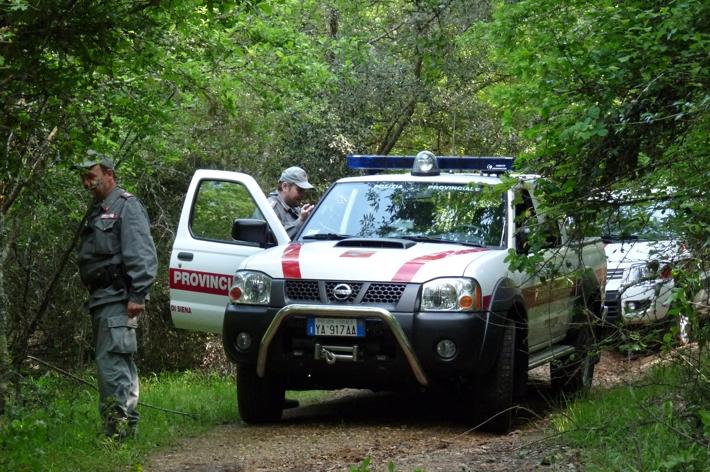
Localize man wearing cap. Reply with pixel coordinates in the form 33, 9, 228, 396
76, 150, 158, 439
268, 166, 315, 238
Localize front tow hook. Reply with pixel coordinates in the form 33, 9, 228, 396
314, 343, 359, 364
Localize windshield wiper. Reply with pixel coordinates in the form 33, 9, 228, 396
399, 235, 486, 248
302, 233, 352, 240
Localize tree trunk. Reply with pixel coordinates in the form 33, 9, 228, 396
0, 211, 11, 415
376, 56, 423, 155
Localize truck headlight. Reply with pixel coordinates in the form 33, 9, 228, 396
229, 271, 272, 305
421, 277, 482, 311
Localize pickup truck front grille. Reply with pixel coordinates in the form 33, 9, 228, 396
285, 280, 407, 305
285, 280, 320, 301
362, 283, 406, 304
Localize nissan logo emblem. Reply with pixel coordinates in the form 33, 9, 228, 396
332, 283, 353, 301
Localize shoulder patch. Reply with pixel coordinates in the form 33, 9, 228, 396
120, 191, 135, 199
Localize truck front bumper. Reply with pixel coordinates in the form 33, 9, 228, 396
223, 303, 503, 390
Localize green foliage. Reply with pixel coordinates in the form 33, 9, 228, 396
552, 350, 710, 471
191, 180, 262, 241
483, 0, 709, 323
486, 0, 709, 163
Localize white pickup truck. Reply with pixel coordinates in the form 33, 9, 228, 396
169, 151, 607, 433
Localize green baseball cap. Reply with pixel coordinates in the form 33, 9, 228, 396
78, 149, 115, 170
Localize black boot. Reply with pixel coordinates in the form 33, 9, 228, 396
283, 398, 300, 409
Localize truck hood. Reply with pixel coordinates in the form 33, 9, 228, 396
605, 239, 677, 269
241, 240, 494, 283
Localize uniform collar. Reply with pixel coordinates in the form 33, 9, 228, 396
99, 186, 124, 212
272, 191, 296, 212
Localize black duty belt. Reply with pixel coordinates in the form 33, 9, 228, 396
84, 264, 128, 294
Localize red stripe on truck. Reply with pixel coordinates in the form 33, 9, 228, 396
282, 243, 303, 278
391, 248, 488, 282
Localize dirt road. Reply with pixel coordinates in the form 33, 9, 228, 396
144, 350, 657, 472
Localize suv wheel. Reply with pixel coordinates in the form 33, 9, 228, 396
475, 319, 516, 433
236, 363, 285, 424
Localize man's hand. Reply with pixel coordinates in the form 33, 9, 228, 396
300, 203, 315, 221
127, 301, 145, 318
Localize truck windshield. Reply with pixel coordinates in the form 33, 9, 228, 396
600, 200, 676, 242
301, 181, 506, 247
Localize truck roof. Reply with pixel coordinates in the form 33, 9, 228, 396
335, 172, 540, 186
342, 151, 539, 186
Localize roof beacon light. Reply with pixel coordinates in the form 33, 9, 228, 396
412, 150, 439, 176
346, 151, 514, 175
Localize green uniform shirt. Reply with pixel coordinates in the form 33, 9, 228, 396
78, 187, 158, 308
268, 191, 303, 239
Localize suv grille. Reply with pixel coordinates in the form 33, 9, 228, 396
284, 280, 407, 306
605, 290, 620, 321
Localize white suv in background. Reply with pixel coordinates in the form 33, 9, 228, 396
601, 196, 689, 339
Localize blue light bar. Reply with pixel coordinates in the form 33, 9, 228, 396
347, 154, 514, 173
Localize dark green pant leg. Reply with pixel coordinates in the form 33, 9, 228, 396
92, 301, 140, 436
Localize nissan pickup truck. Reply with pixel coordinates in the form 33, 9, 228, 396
169, 151, 607, 433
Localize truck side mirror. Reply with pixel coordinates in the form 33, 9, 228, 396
232, 218, 276, 248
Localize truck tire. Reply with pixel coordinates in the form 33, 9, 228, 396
550, 319, 595, 395
475, 319, 516, 434
236, 363, 285, 424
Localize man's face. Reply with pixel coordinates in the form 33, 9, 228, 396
281, 182, 306, 207
81, 165, 114, 200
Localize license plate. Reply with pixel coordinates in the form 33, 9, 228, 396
307, 318, 365, 337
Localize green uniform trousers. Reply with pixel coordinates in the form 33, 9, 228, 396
91, 301, 139, 436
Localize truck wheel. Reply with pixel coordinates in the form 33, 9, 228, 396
550, 320, 595, 395
475, 319, 516, 434
236, 363, 285, 424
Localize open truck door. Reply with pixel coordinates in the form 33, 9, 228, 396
169, 170, 289, 333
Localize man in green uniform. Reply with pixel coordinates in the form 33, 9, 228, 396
77, 150, 158, 439
267, 166, 315, 238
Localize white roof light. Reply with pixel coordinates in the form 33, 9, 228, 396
412, 150, 440, 176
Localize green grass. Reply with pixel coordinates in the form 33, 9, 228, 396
551, 350, 710, 471
0, 371, 319, 472
4, 352, 708, 471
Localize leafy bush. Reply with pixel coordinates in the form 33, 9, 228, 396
553, 348, 710, 471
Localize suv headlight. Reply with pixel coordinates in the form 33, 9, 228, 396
421, 277, 482, 311
229, 271, 272, 305
627, 260, 672, 284
627, 263, 651, 284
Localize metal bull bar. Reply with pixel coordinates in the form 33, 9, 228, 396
256, 304, 429, 386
